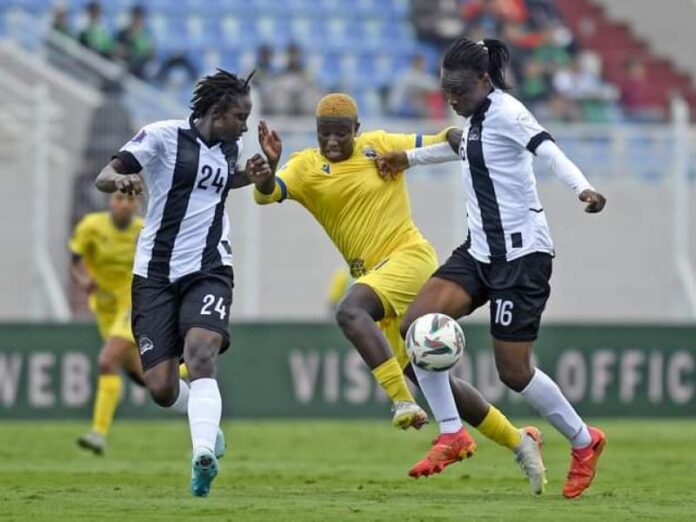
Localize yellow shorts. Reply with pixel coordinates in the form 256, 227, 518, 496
356, 241, 438, 368
89, 289, 135, 344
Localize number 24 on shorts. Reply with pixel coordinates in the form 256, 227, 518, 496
200, 294, 227, 320
494, 299, 513, 326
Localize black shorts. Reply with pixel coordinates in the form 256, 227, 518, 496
131, 266, 234, 371
433, 243, 552, 342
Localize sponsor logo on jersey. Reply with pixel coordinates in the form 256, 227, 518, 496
138, 336, 154, 355
468, 127, 480, 141
362, 147, 377, 159
348, 258, 367, 278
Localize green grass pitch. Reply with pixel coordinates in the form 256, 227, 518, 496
1, 419, 695, 521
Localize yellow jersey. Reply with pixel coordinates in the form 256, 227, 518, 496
69, 212, 143, 294
255, 128, 452, 277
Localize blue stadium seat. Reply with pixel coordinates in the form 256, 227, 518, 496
186, 15, 222, 48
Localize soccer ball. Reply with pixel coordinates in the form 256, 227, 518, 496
405, 313, 465, 371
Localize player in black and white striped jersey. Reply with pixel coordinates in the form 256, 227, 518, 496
95, 69, 273, 497
378, 39, 607, 498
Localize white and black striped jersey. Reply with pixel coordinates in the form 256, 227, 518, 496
115, 117, 241, 282
458, 89, 555, 263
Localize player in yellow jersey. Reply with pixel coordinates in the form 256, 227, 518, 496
70, 193, 189, 454
251, 93, 546, 493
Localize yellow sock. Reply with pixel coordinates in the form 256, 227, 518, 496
178, 363, 189, 380
371, 357, 415, 403
91, 374, 123, 436
475, 405, 523, 450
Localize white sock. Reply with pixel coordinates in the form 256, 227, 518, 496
165, 379, 189, 415
188, 378, 222, 452
520, 368, 592, 448
413, 365, 462, 434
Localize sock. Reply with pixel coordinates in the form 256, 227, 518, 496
91, 374, 123, 436
178, 363, 189, 380
520, 368, 592, 448
165, 379, 190, 415
188, 378, 222, 451
371, 357, 415, 404
475, 405, 523, 450
412, 365, 462, 434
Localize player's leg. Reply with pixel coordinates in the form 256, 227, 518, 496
488, 253, 602, 497
131, 274, 190, 413
335, 283, 422, 425
493, 338, 605, 498
399, 276, 480, 476
178, 268, 233, 497
402, 274, 525, 447
77, 335, 132, 454
400, 247, 545, 491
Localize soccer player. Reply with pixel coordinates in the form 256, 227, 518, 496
71, 194, 190, 455
252, 94, 547, 494
378, 38, 607, 498
95, 69, 272, 497
71, 193, 144, 454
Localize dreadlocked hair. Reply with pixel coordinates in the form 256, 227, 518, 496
442, 38, 511, 90
190, 68, 255, 118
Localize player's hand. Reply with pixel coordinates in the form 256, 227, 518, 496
258, 120, 282, 165
579, 189, 606, 213
246, 154, 273, 184
376, 152, 409, 181
78, 277, 98, 294
114, 174, 143, 196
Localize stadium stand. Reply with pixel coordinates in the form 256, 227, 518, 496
3, 0, 694, 122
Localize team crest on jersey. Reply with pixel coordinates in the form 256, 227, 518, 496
321, 163, 331, 174
468, 127, 480, 141
131, 129, 147, 143
362, 147, 378, 159
138, 336, 154, 355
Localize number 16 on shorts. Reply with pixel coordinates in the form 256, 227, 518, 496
200, 294, 228, 320
494, 299, 513, 326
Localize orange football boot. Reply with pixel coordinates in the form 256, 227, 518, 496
409, 427, 477, 478
563, 426, 607, 499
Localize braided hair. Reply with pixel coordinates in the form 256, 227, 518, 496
190, 68, 255, 118
442, 38, 511, 90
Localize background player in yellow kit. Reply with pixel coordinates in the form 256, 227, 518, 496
251, 94, 546, 492
70, 192, 143, 454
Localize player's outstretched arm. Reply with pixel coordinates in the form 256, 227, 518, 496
95, 158, 144, 195
377, 141, 460, 180
535, 141, 606, 213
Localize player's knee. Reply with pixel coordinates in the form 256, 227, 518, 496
498, 366, 533, 392
147, 380, 177, 407
184, 339, 218, 377
98, 353, 120, 374
335, 302, 361, 331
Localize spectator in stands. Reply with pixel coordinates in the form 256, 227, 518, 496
411, 0, 466, 50
115, 5, 154, 79
254, 45, 278, 114
51, 5, 71, 37
618, 58, 664, 122
553, 52, 618, 122
78, 2, 114, 59
518, 58, 551, 107
388, 54, 443, 118
267, 43, 320, 115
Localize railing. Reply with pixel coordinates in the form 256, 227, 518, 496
3, 7, 187, 126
